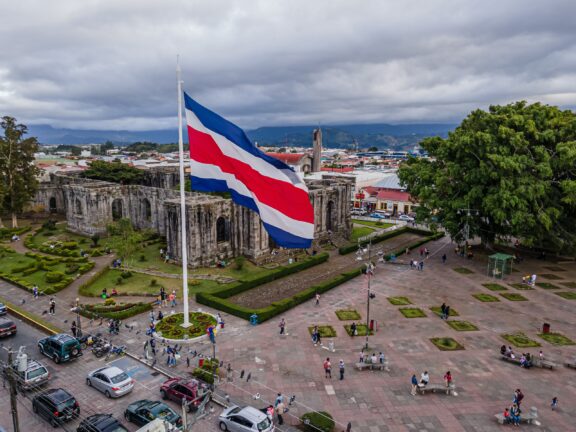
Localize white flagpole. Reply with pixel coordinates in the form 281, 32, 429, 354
177, 56, 191, 328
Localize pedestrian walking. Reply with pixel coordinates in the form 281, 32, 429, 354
379, 352, 385, 364
169, 290, 177, 307
425, 248, 430, 259
149, 310, 155, 323
514, 389, 524, 407
150, 338, 156, 356
445, 305, 451, 320
33, 285, 39, 299
323, 357, 332, 378
279, 318, 286, 335
160, 287, 167, 307
49, 298, 56, 315
274, 393, 283, 407
442, 254, 447, 264
315, 293, 320, 306
551, 397, 558, 411
359, 349, 365, 363
440, 303, 447, 320
444, 371, 452, 393
71, 321, 77, 338
339, 360, 345, 380
350, 322, 357, 336
418, 261, 424, 271
276, 400, 285, 425
419, 247, 424, 257
411, 374, 418, 395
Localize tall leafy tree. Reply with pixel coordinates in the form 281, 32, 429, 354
0, 116, 40, 228
399, 102, 576, 253
84, 160, 145, 184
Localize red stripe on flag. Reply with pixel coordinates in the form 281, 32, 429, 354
188, 126, 314, 223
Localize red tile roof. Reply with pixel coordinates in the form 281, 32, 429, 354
375, 190, 412, 202
266, 152, 307, 164
321, 167, 354, 173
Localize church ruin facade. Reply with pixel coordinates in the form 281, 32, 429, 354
35, 167, 352, 267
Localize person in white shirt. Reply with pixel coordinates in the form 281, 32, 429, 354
420, 371, 429, 387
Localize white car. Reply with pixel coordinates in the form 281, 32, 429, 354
86, 366, 134, 398
218, 405, 273, 432
398, 214, 415, 222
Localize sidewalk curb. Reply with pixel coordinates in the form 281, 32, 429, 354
0, 296, 62, 335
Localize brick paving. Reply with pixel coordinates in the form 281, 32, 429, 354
1, 234, 576, 431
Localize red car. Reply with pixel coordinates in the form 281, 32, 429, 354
160, 378, 202, 411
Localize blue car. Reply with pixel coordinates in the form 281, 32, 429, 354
124, 400, 182, 428
368, 213, 386, 219
0, 303, 7, 316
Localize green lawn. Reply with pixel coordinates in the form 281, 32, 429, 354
560, 282, 576, 289
509, 283, 534, 291
430, 337, 464, 351
399, 307, 427, 318
350, 227, 374, 242
539, 273, 563, 280
79, 268, 184, 297
308, 325, 337, 338
352, 219, 394, 229
554, 291, 576, 300
482, 283, 507, 291
537, 332, 575, 346
430, 306, 459, 317
335, 309, 362, 320
535, 282, 560, 290
472, 293, 500, 302
343, 324, 373, 336
501, 332, 540, 348
387, 296, 412, 306
452, 267, 474, 274
500, 293, 529, 301
446, 320, 478, 331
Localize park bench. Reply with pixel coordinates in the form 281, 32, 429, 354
495, 407, 538, 425
564, 360, 576, 369
416, 383, 455, 396
500, 354, 523, 366
355, 360, 390, 372
532, 358, 557, 370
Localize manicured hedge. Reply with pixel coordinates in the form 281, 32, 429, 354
339, 226, 440, 255
0, 226, 31, 239
301, 411, 335, 432
78, 302, 152, 320
78, 265, 113, 296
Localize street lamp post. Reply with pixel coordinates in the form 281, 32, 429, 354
357, 239, 375, 350
456, 206, 480, 254
75, 297, 82, 337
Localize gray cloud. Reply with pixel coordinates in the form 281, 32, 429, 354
1, 0, 575, 130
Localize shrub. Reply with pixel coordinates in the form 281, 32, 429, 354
104, 298, 116, 306
61, 241, 79, 250
150, 279, 158, 286
121, 271, 132, 279
234, 256, 246, 270
78, 302, 152, 320
91, 233, 100, 247
65, 264, 80, 275
116, 277, 124, 285
139, 254, 146, 262
45, 271, 65, 283
42, 220, 57, 230
301, 411, 334, 432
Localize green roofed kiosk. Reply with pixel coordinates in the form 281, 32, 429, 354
487, 253, 513, 279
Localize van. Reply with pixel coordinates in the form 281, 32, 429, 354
12, 360, 50, 391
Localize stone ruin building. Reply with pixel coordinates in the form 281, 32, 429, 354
34, 167, 352, 267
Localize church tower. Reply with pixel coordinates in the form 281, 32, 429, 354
312, 128, 322, 172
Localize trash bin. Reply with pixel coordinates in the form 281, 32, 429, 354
250, 314, 258, 326
198, 358, 204, 368
543, 323, 550, 334
369, 319, 374, 331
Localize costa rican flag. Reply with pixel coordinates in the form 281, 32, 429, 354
184, 92, 314, 248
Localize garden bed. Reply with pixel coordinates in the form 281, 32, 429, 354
543, 266, 566, 272
446, 320, 478, 331
430, 306, 459, 317
399, 308, 427, 318
335, 309, 361, 320
79, 301, 152, 320
535, 282, 560, 289
307, 325, 337, 338
482, 283, 507, 291
387, 296, 412, 306
156, 312, 217, 340
537, 332, 575, 346
538, 273, 563, 280
452, 267, 474, 274
554, 291, 576, 300
508, 283, 534, 290
472, 293, 500, 302
343, 324, 373, 336
501, 333, 540, 348
430, 337, 464, 351
78, 268, 183, 297
500, 293, 529, 301
560, 282, 576, 289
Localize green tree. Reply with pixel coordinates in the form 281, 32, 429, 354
368, 146, 378, 152
107, 218, 144, 265
398, 102, 576, 253
84, 160, 145, 184
0, 116, 41, 228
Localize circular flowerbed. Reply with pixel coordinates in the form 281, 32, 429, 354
156, 312, 217, 340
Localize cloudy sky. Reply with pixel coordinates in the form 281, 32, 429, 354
1, 0, 575, 131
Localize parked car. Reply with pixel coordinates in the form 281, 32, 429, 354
86, 366, 134, 398
124, 400, 182, 428
77, 413, 128, 432
38, 333, 82, 364
0, 317, 17, 337
398, 214, 415, 222
218, 405, 274, 432
368, 213, 387, 220
7, 359, 50, 391
32, 388, 80, 427
160, 378, 203, 412
0, 303, 7, 315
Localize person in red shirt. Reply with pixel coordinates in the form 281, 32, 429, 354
444, 371, 453, 394
323, 358, 332, 379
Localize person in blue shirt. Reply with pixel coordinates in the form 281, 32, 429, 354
411, 374, 418, 395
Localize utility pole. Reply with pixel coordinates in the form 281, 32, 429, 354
5, 349, 20, 432
457, 206, 480, 254
357, 239, 375, 350
75, 297, 82, 337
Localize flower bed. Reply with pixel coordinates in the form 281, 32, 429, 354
156, 312, 217, 340
79, 302, 152, 320
500, 293, 528, 301
430, 337, 464, 351
509, 283, 534, 291
554, 291, 576, 300
537, 332, 575, 346
343, 324, 373, 336
307, 325, 337, 338
399, 307, 426, 318
482, 283, 507, 291
501, 332, 540, 348
446, 320, 478, 331
335, 309, 361, 321
536, 282, 560, 290
452, 267, 474, 274
387, 296, 412, 306
430, 306, 459, 317
472, 293, 500, 302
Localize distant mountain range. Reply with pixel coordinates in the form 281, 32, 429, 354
31, 122, 456, 150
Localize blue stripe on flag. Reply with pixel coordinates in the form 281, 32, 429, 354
184, 92, 290, 170
262, 222, 313, 249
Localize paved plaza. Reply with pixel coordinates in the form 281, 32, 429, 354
1, 235, 575, 431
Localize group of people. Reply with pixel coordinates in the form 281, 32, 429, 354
521, 274, 537, 286
159, 248, 171, 263
358, 350, 386, 365
311, 325, 322, 345
410, 371, 452, 395
100, 287, 118, 299
500, 345, 546, 368
409, 260, 425, 271
156, 287, 177, 308
502, 389, 524, 426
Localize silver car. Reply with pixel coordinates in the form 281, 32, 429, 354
86, 366, 134, 398
218, 405, 274, 432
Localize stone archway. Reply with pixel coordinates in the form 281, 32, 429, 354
75, 198, 83, 216
142, 198, 152, 221
112, 199, 123, 221
326, 200, 335, 232
216, 217, 229, 243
